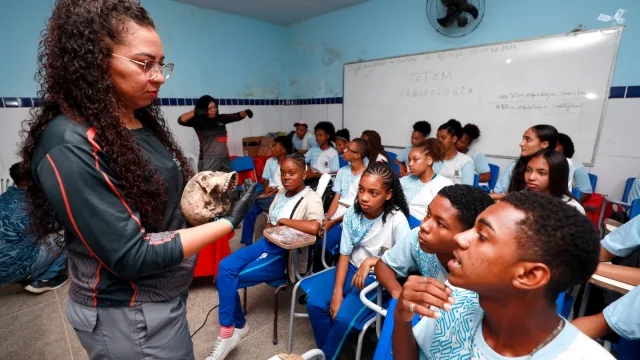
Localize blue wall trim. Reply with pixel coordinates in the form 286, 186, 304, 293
4, 85, 640, 108
0, 97, 345, 108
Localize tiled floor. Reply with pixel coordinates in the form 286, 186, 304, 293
0, 232, 326, 360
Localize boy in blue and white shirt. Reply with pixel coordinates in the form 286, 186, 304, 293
292, 120, 317, 155
392, 192, 613, 360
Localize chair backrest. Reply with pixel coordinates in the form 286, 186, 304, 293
630, 199, 640, 219
488, 164, 500, 191
386, 151, 398, 162
622, 177, 636, 203
315, 173, 332, 198
473, 174, 480, 187
588, 173, 597, 192
0, 174, 13, 194
390, 162, 400, 175
230, 156, 257, 182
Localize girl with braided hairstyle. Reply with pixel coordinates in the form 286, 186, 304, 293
304, 161, 411, 360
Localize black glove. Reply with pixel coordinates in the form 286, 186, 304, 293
245, 109, 254, 118
195, 109, 207, 118
221, 180, 257, 228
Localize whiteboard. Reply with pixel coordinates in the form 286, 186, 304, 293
343, 27, 623, 164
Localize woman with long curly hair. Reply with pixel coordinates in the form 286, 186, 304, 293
19, 1, 255, 358
178, 95, 254, 172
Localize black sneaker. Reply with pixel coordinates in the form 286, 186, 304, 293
24, 274, 68, 294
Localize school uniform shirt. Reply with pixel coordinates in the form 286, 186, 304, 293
400, 174, 454, 220
305, 145, 340, 173
563, 195, 586, 215
397, 146, 413, 164
339, 208, 410, 268
494, 158, 575, 194
292, 132, 318, 152
412, 283, 615, 360
570, 157, 593, 194
376, 153, 389, 163
381, 227, 449, 282
262, 157, 283, 189
468, 149, 491, 176
601, 215, 640, 258
432, 152, 475, 185
603, 285, 640, 340
330, 165, 364, 219
33, 114, 190, 307
268, 187, 324, 282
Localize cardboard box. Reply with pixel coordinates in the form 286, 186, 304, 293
258, 136, 275, 157
242, 136, 262, 157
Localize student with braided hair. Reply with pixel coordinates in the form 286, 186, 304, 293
304, 161, 411, 360
400, 138, 454, 228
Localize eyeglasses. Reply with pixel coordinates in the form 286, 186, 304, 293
111, 53, 174, 80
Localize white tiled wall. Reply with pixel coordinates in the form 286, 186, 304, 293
0, 100, 637, 200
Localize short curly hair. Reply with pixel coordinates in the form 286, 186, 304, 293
502, 191, 600, 302
438, 185, 494, 230
413, 121, 432, 137
463, 123, 481, 142
557, 133, 575, 158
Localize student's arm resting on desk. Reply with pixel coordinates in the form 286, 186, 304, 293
274, 192, 324, 235
574, 285, 640, 340
37, 145, 245, 279
594, 263, 640, 286
275, 218, 321, 236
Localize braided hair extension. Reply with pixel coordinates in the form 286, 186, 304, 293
354, 161, 409, 223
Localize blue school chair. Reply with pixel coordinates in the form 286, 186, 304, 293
390, 162, 401, 175
386, 151, 398, 163
474, 164, 499, 193
230, 156, 263, 192
589, 173, 598, 192
612, 338, 640, 360
629, 199, 640, 219
287, 271, 384, 360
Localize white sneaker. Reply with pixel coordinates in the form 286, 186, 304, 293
206, 332, 241, 360
235, 324, 250, 339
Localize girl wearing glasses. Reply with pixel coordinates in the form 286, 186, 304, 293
19, 1, 256, 359
178, 95, 254, 172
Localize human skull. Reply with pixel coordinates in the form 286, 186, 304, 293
181, 171, 238, 226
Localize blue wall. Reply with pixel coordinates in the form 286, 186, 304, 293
287, 0, 640, 98
0, 0, 288, 98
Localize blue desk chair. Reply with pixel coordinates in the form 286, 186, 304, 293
589, 173, 598, 192
230, 156, 263, 192
386, 151, 398, 163
474, 164, 499, 193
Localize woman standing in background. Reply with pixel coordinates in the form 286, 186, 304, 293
178, 95, 254, 172
19, 1, 256, 358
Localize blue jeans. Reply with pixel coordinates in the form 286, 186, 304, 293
241, 193, 276, 246
305, 264, 383, 360
216, 237, 288, 327
32, 235, 67, 281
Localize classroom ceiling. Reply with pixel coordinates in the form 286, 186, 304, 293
173, 0, 370, 26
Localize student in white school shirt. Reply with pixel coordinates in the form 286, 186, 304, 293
433, 119, 475, 185
304, 121, 340, 178
492, 124, 574, 200
525, 149, 585, 215
292, 120, 318, 155
395, 121, 432, 177
399, 138, 453, 228
456, 123, 491, 183
557, 133, 593, 203
392, 192, 613, 360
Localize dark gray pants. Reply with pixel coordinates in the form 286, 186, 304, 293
66, 296, 194, 360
